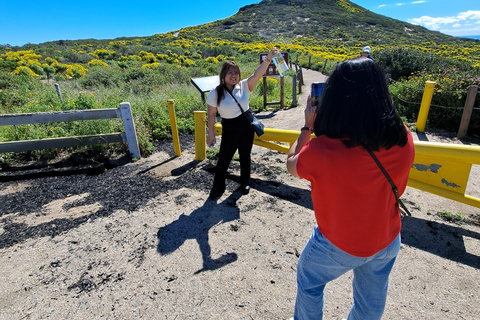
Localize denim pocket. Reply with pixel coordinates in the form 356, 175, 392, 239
328, 242, 366, 268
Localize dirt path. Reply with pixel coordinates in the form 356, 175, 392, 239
0, 69, 479, 320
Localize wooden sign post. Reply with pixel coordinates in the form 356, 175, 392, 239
259, 52, 289, 109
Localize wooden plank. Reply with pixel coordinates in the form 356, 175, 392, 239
457, 85, 478, 138
118, 102, 140, 158
0, 109, 119, 126
0, 133, 125, 153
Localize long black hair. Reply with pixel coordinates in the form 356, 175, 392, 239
215, 61, 241, 106
313, 57, 408, 151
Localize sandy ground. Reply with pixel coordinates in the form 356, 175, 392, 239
0, 68, 479, 320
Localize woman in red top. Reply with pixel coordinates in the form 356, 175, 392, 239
287, 57, 415, 320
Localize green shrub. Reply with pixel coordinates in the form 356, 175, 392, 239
389, 70, 480, 135
375, 48, 474, 81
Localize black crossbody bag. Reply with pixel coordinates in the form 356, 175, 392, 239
362, 144, 411, 216
225, 88, 265, 137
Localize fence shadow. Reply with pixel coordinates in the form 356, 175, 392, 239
401, 216, 480, 269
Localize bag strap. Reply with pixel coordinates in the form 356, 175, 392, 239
362, 143, 411, 216
225, 87, 247, 115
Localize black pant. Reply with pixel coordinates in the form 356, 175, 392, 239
211, 114, 254, 192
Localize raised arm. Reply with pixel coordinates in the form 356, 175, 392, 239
247, 49, 276, 92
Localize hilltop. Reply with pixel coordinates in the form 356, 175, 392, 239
187, 0, 458, 45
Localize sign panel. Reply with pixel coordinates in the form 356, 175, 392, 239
259, 52, 289, 76
191, 75, 220, 93
191, 75, 220, 103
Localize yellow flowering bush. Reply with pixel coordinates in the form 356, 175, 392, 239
12, 66, 38, 77
205, 57, 218, 63
88, 59, 109, 67
139, 51, 156, 63
183, 58, 194, 67
44, 57, 58, 65
141, 62, 162, 70
66, 64, 88, 78
128, 55, 142, 62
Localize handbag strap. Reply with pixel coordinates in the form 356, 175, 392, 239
362, 143, 411, 216
225, 87, 247, 115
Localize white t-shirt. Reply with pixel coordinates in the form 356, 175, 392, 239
206, 79, 251, 119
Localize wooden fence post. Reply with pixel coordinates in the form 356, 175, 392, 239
263, 76, 267, 108
292, 73, 297, 107
321, 59, 328, 74
119, 102, 141, 159
54, 83, 63, 103
297, 69, 303, 94
280, 76, 284, 108
457, 85, 478, 138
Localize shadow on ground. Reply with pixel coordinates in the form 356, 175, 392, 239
157, 195, 241, 274
401, 216, 480, 269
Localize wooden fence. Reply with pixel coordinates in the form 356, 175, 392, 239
0, 102, 140, 158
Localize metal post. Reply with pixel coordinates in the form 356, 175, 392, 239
194, 111, 206, 160
167, 99, 181, 157
416, 81, 436, 132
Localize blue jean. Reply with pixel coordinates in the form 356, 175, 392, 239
294, 227, 401, 320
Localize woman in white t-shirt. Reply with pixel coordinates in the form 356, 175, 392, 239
207, 49, 275, 199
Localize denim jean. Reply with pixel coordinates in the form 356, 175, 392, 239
294, 226, 401, 320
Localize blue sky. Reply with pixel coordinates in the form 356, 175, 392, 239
354, 0, 480, 37
1, 0, 479, 47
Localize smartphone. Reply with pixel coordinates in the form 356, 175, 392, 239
311, 82, 324, 107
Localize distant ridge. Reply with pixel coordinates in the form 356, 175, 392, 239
459, 35, 480, 41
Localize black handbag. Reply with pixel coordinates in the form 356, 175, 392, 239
226, 89, 265, 137
363, 143, 412, 216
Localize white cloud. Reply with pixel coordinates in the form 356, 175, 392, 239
457, 10, 480, 20
396, 3, 405, 6
378, 4, 386, 8
411, 1, 425, 3
408, 11, 480, 36
409, 16, 458, 30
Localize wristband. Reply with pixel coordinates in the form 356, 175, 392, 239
301, 126, 312, 132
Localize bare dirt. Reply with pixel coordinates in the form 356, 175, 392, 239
1, 69, 479, 320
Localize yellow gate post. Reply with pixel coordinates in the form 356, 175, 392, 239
194, 111, 206, 161
416, 81, 436, 132
167, 99, 181, 157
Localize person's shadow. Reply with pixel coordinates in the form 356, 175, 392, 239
157, 192, 241, 274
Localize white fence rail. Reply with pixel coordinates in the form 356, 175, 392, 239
0, 102, 140, 158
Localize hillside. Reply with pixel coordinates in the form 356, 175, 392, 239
177, 0, 461, 45
7, 0, 475, 54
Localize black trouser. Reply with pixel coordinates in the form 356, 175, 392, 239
211, 114, 254, 192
